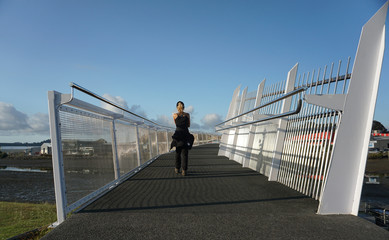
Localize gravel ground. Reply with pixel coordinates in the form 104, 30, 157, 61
0, 158, 55, 203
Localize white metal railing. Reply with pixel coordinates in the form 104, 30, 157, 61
215, 87, 305, 131
48, 83, 219, 225
216, 2, 388, 216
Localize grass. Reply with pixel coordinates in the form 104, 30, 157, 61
0, 201, 57, 240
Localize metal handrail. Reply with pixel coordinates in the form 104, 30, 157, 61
70, 82, 174, 129
215, 86, 307, 127
215, 99, 302, 131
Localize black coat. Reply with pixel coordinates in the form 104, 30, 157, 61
170, 115, 194, 150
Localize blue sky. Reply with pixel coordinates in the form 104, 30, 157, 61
0, 0, 388, 143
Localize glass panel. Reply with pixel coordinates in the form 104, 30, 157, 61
150, 129, 158, 157
115, 121, 138, 174
157, 131, 168, 154
138, 127, 151, 164
59, 109, 115, 205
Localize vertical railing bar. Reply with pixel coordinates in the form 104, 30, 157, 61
291, 73, 309, 190
290, 72, 310, 189
272, 82, 279, 115
278, 78, 298, 185
334, 60, 342, 94
327, 62, 334, 94
278, 80, 285, 113
311, 105, 327, 196
262, 84, 270, 115
272, 82, 282, 115
313, 63, 330, 198
266, 83, 276, 115
135, 125, 142, 166
286, 74, 305, 187
264, 84, 272, 114
304, 70, 320, 196
301, 70, 318, 193
111, 120, 120, 179
288, 74, 305, 187
307, 67, 325, 196
307, 66, 324, 197
309, 105, 325, 197
271, 82, 278, 113
320, 65, 327, 95
165, 130, 169, 154
279, 87, 300, 185
155, 128, 159, 155
295, 71, 315, 192
277, 78, 294, 184
148, 127, 153, 159
320, 111, 337, 198
319, 110, 337, 198
342, 57, 351, 94
312, 65, 330, 197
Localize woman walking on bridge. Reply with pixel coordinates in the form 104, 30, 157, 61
171, 101, 193, 176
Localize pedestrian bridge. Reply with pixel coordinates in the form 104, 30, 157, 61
45, 2, 389, 239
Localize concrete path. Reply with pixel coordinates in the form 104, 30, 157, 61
43, 144, 389, 239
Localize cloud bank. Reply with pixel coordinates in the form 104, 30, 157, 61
0, 100, 221, 143
102, 94, 147, 117
0, 102, 50, 139
201, 113, 224, 130
153, 105, 222, 131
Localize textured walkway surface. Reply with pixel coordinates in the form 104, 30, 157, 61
43, 144, 389, 240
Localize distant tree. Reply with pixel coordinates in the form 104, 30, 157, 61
372, 120, 387, 132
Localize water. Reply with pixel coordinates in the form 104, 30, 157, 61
0, 146, 40, 150
0, 166, 49, 173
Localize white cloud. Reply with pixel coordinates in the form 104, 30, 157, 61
129, 104, 147, 118
154, 115, 175, 128
201, 113, 224, 130
0, 102, 50, 139
27, 113, 49, 133
185, 105, 194, 114
101, 94, 147, 118
102, 94, 129, 113
190, 122, 202, 130
0, 102, 30, 130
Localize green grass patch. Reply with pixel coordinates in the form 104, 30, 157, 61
0, 201, 57, 240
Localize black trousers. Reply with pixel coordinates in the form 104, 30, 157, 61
175, 147, 189, 171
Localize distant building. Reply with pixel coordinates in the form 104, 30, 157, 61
27, 146, 41, 156
370, 133, 389, 151
41, 143, 52, 155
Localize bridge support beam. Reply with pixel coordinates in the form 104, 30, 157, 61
318, 2, 388, 215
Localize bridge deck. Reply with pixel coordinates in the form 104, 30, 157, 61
43, 144, 389, 239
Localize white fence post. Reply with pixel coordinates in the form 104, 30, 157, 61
218, 86, 241, 157
135, 125, 142, 166
230, 87, 248, 163
48, 91, 69, 224
166, 130, 169, 153
111, 120, 120, 179
318, 2, 388, 215
243, 80, 266, 168
268, 63, 298, 181
156, 129, 160, 155
148, 127, 153, 158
